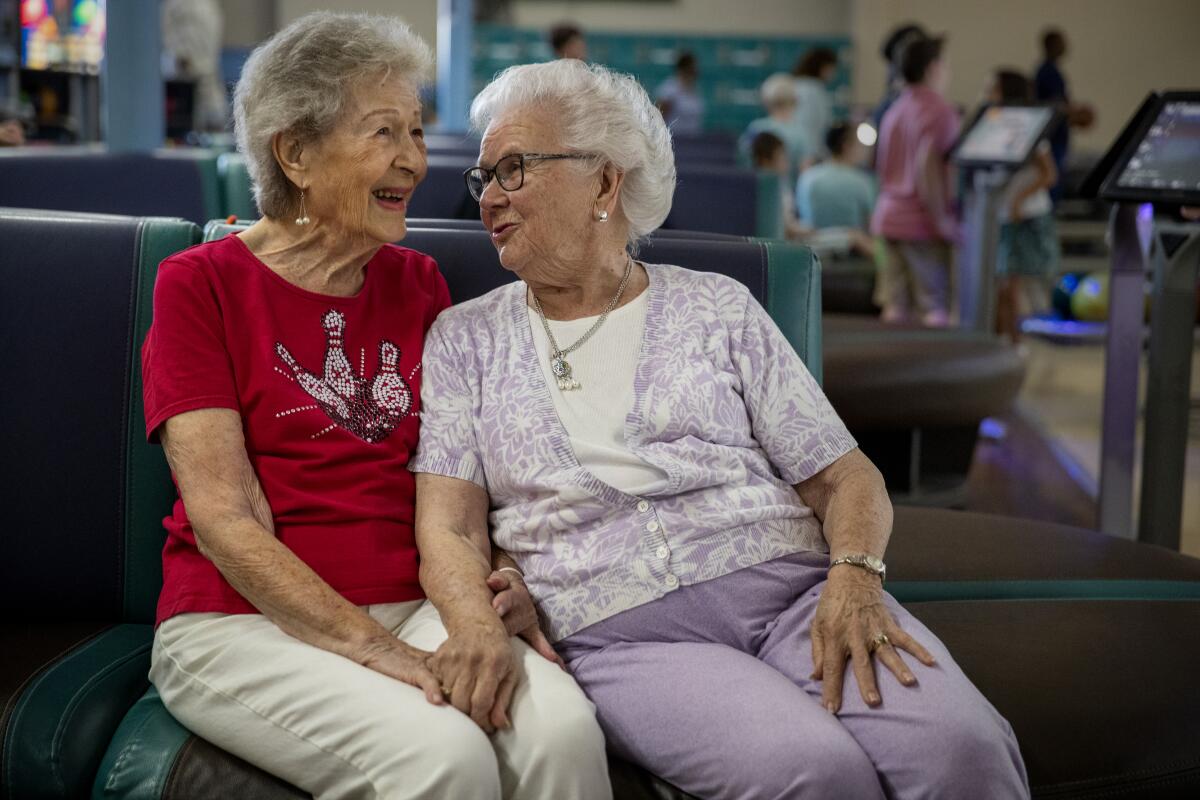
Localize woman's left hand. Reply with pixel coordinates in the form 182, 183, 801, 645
810, 567, 936, 713
488, 570, 565, 668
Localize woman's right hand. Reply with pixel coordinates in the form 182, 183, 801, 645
487, 570, 565, 668
429, 623, 519, 733
357, 636, 445, 706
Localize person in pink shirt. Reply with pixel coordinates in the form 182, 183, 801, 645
870, 36, 961, 326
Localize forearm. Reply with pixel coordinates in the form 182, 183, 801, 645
799, 452, 893, 561
419, 531, 505, 634
194, 517, 391, 661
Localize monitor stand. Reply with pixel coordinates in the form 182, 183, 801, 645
958, 167, 1010, 332
1098, 206, 1199, 547
1140, 218, 1200, 549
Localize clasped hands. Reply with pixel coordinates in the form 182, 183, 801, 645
362, 570, 557, 734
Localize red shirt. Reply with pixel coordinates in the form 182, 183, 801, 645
142, 234, 450, 624
870, 85, 961, 241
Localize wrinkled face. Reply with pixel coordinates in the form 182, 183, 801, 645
476, 106, 600, 276
303, 74, 426, 244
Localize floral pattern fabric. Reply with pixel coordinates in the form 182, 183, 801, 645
410, 264, 857, 641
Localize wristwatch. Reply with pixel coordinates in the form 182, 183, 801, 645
829, 554, 886, 582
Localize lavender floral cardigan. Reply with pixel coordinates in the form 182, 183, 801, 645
410, 264, 857, 641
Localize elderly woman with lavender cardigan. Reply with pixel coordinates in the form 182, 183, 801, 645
411, 59, 1029, 800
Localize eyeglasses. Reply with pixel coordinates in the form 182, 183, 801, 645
463, 152, 595, 202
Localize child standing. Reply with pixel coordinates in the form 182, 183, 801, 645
989, 69, 1059, 343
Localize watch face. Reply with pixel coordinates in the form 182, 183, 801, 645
864, 555, 885, 572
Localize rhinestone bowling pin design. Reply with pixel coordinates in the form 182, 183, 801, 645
274, 310, 415, 443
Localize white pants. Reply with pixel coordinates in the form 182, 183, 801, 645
151, 600, 612, 800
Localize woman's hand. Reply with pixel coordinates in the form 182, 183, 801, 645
356, 636, 445, 706
429, 622, 519, 733
488, 570, 565, 668
810, 566, 936, 713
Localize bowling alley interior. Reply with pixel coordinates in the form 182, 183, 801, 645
2, 1, 1199, 799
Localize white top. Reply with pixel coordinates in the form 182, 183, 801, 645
528, 288, 671, 496
1000, 142, 1053, 222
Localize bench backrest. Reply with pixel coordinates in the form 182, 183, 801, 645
0, 148, 223, 224
0, 208, 199, 622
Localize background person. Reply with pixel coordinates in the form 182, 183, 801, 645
549, 22, 587, 60
750, 130, 808, 240
989, 69, 1059, 343
791, 46, 839, 159
0, 106, 27, 146
797, 122, 877, 256
1034, 28, 1095, 202
739, 72, 810, 179
870, 35, 961, 326
655, 51, 705, 135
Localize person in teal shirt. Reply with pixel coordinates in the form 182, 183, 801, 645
797, 123, 876, 229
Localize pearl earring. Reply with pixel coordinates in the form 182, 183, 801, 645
295, 189, 311, 226
598, 210, 609, 222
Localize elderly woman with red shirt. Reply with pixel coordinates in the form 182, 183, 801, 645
139, 13, 608, 800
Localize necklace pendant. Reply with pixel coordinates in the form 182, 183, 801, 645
551, 356, 581, 391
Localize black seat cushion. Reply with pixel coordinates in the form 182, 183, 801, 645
889, 507, 1200, 586
0, 149, 219, 223
907, 599, 1200, 799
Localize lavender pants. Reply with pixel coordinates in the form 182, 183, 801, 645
557, 552, 1029, 800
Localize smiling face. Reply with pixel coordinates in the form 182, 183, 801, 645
476, 106, 603, 278
301, 73, 427, 244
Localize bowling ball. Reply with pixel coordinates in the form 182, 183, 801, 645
1071, 103, 1096, 130
1071, 273, 1110, 322
1052, 272, 1085, 319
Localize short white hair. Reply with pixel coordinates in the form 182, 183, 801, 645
233, 12, 432, 219
469, 60, 676, 249
761, 73, 798, 110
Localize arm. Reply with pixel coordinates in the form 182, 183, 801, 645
915, 135, 957, 242
795, 448, 935, 713
1009, 149, 1057, 220
414, 472, 519, 731
161, 408, 442, 703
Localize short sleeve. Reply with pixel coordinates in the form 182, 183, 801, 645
141, 259, 239, 442
408, 317, 487, 489
731, 289, 857, 484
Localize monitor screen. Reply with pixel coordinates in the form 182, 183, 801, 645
20, 0, 105, 74
1100, 91, 1200, 206
954, 105, 1056, 167
1114, 100, 1200, 193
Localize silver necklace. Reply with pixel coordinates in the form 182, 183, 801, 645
530, 257, 634, 391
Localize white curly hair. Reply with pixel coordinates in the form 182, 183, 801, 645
469, 59, 677, 248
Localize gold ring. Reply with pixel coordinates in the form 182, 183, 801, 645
440, 685, 452, 696
868, 633, 890, 653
